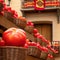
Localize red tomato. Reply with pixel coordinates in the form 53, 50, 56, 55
24, 43, 28, 48
18, 16, 26, 21
33, 28, 38, 34
2, 27, 26, 46
31, 42, 37, 46
0, 39, 5, 46
26, 39, 30, 44
34, 33, 40, 37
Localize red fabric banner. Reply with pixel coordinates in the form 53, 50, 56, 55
34, 0, 45, 10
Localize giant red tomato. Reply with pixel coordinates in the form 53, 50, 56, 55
2, 27, 26, 46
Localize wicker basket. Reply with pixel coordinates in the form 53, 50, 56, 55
12, 17, 18, 24
4, 11, 14, 21
47, 56, 55, 60
26, 55, 40, 60
0, 3, 3, 12
41, 42, 48, 47
59, 46, 60, 54
37, 38, 42, 45
24, 26, 34, 33
48, 49, 54, 56
40, 51, 48, 60
47, 57, 55, 60
0, 46, 27, 60
18, 19, 27, 29
33, 37, 37, 42
28, 46, 41, 58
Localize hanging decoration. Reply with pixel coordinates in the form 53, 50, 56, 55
34, 0, 45, 10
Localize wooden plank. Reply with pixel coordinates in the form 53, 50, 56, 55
0, 15, 18, 28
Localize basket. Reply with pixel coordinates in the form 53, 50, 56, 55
26, 32, 37, 42
18, 19, 27, 29
12, 17, 18, 24
41, 42, 48, 47
28, 46, 41, 58
48, 49, 54, 56
26, 55, 40, 60
58, 47, 60, 56
0, 3, 3, 12
4, 11, 13, 21
47, 57, 55, 60
0, 46, 27, 60
40, 51, 48, 60
47, 56, 55, 60
24, 26, 34, 33
33, 37, 37, 42
37, 38, 42, 45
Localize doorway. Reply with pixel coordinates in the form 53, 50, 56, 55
35, 24, 52, 42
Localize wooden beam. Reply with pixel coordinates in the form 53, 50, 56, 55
57, 8, 60, 23
0, 15, 18, 29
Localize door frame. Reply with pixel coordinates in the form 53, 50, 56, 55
33, 21, 53, 42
